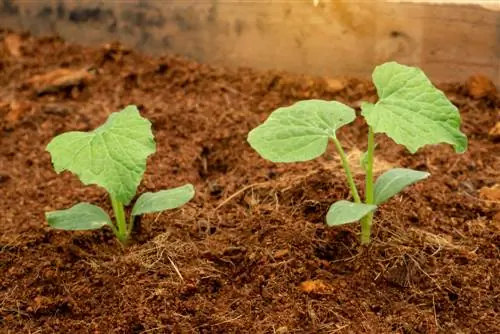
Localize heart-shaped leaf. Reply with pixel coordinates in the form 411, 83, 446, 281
361, 62, 468, 154
46, 105, 156, 205
326, 200, 378, 226
46, 203, 113, 231
132, 184, 195, 216
374, 168, 430, 205
247, 99, 356, 162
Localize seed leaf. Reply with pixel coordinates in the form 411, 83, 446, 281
361, 62, 468, 154
326, 200, 378, 226
46, 203, 113, 230
374, 168, 430, 205
247, 99, 356, 162
46, 105, 156, 205
132, 184, 195, 216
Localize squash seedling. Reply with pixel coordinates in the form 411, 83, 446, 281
247, 62, 468, 245
45, 105, 195, 245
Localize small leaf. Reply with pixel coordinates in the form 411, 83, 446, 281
46, 203, 113, 231
326, 200, 377, 226
247, 99, 356, 162
360, 143, 378, 173
46, 105, 156, 205
361, 62, 468, 154
132, 184, 195, 216
374, 168, 430, 205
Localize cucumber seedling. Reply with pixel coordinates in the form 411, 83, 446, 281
45, 105, 195, 245
247, 62, 468, 244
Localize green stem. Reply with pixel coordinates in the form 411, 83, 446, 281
127, 215, 136, 236
331, 137, 361, 204
360, 126, 375, 245
110, 195, 128, 243
107, 221, 119, 238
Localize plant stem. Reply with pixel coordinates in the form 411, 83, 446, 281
331, 137, 361, 204
127, 215, 135, 236
360, 126, 375, 245
110, 195, 128, 243
107, 220, 119, 238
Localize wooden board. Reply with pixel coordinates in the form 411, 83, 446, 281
0, 0, 498, 85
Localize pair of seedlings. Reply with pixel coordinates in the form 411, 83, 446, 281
46, 62, 467, 245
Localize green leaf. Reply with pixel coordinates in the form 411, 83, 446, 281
46, 203, 113, 231
360, 143, 378, 172
326, 200, 378, 226
46, 105, 156, 205
132, 184, 195, 216
374, 168, 430, 205
361, 62, 468, 154
247, 99, 356, 162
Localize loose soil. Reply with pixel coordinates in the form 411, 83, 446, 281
1, 30, 499, 334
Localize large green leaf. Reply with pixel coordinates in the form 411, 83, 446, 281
46, 203, 113, 231
374, 168, 430, 205
326, 200, 378, 226
46, 105, 156, 205
132, 184, 195, 216
247, 100, 356, 162
361, 62, 468, 154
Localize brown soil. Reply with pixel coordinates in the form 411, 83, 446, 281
1, 30, 499, 334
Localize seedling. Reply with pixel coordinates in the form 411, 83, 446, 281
247, 62, 467, 244
45, 105, 195, 244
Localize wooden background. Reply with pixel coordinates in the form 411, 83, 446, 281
0, 0, 498, 85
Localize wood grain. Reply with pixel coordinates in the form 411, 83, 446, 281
0, 0, 498, 85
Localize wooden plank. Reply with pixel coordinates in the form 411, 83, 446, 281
0, 0, 498, 85
421, 4, 499, 84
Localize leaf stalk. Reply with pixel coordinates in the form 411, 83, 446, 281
331, 137, 361, 204
360, 126, 375, 244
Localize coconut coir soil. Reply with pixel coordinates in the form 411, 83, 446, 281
1, 31, 499, 334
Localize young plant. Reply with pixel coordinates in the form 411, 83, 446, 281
45, 105, 195, 244
247, 62, 467, 245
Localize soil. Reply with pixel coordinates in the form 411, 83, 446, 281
1, 29, 499, 334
